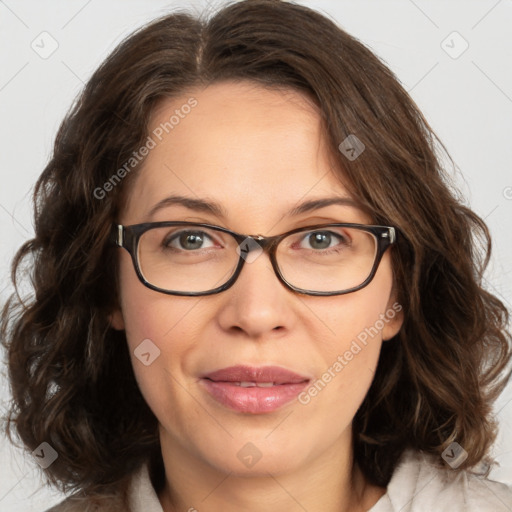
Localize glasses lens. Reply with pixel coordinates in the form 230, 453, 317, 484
276, 226, 377, 293
137, 225, 239, 293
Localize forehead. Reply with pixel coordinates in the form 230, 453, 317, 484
121, 81, 369, 226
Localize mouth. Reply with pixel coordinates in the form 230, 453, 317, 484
212, 381, 303, 387
199, 365, 311, 414
201, 364, 311, 384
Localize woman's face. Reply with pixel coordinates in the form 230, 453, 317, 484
111, 80, 403, 476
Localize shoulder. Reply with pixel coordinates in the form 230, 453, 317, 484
44, 498, 89, 512
370, 448, 512, 512
43, 464, 161, 512
44, 495, 125, 512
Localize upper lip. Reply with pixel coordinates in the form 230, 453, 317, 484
202, 365, 310, 384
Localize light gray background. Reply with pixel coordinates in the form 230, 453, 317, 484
1, 0, 511, 510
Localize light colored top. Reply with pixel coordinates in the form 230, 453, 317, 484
47, 448, 512, 511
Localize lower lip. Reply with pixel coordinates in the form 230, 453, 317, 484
200, 379, 309, 414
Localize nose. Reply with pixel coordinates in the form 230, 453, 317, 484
215, 247, 296, 338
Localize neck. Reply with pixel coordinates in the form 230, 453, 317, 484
157, 429, 385, 512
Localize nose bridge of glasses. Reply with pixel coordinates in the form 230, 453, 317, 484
234, 234, 282, 291
236, 233, 278, 257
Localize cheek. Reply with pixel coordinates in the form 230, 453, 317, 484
116, 249, 198, 349
315, 284, 393, 360
116, 256, 202, 407
297, 301, 384, 426
301, 261, 394, 407
120, 287, 204, 382
120, 290, 207, 437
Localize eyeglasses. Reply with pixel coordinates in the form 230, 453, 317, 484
111, 221, 396, 296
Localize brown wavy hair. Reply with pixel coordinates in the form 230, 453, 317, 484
2, 0, 511, 504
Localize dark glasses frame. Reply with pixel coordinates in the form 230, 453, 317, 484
111, 221, 396, 296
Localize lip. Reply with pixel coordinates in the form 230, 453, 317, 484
202, 365, 310, 384
200, 365, 310, 414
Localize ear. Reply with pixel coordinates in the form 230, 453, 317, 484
108, 308, 125, 330
382, 294, 404, 341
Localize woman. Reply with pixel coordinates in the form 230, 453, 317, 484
2, 1, 512, 510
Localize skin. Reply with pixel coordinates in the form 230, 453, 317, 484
110, 80, 403, 512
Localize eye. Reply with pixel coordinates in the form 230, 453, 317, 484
298, 230, 350, 251
164, 230, 217, 251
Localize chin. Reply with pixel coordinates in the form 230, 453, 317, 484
200, 438, 311, 477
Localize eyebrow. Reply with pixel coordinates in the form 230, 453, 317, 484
147, 194, 362, 220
